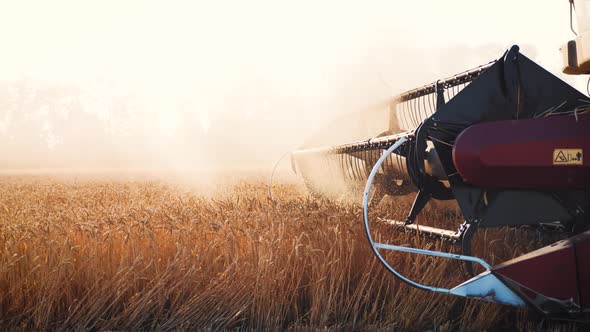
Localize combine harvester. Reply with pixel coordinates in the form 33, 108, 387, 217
291, 0, 590, 322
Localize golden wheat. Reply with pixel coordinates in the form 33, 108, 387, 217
0, 176, 580, 331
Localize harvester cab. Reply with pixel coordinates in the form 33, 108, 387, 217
290, 0, 590, 323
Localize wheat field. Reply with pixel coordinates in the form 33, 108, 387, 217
0, 175, 581, 331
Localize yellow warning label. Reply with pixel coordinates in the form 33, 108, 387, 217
553, 149, 583, 165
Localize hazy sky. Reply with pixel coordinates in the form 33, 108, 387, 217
0, 0, 577, 82
0, 0, 585, 171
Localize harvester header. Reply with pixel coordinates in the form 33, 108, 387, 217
291, 41, 590, 322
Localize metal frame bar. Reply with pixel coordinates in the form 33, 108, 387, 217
292, 131, 410, 156
396, 61, 494, 103
362, 138, 526, 307
362, 138, 494, 292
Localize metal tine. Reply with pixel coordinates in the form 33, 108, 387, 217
356, 152, 366, 182
417, 96, 424, 125
344, 152, 352, 182
349, 152, 358, 182
360, 148, 367, 182
405, 100, 413, 129
339, 154, 347, 186
388, 150, 396, 182
347, 154, 357, 184
381, 149, 388, 178
339, 152, 352, 183
412, 96, 419, 126
400, 101, 408, 130
409, 99, 415, 128
408, 98, 416, 128
356, 150, 365, 181
393, 150, 401, 178
374, 149, 382, 177
417, 96, 425, 126
423, 94, 429, 117
406, 100, 414, 128
376, 148, 385, 183
360, 152, 368, 182
426, 94, 433, 117
336, 152, 344, 184
381, 148, 389, 175
396, 101, 403, 130
357, 150, 366, 181
340, 152, 351, 185
337, 153, 346, 185
343, 153, 351, 183
338, 152, 346, 184
365, 148, 372, 173
389, 146, 396, 176
364, 147, 371, 180
416, 95, 423, 125
350, 152, 361, 182
350, 154, 358, 183
348, 154, 357, 183
361, 149, 369, 180
412, 97, 420, 127
383, 145, 393, 178
421, 95, 428, 121
404, 99, 412, 129
401, 101, 409, 130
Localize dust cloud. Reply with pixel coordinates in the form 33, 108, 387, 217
0, 1, 582, 189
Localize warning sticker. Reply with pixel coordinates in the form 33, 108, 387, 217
553, 149, 583, 165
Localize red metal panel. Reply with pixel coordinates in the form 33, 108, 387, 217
494, 245, 579, 302
452, 113, 590, 189
494, 231, 590, 307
